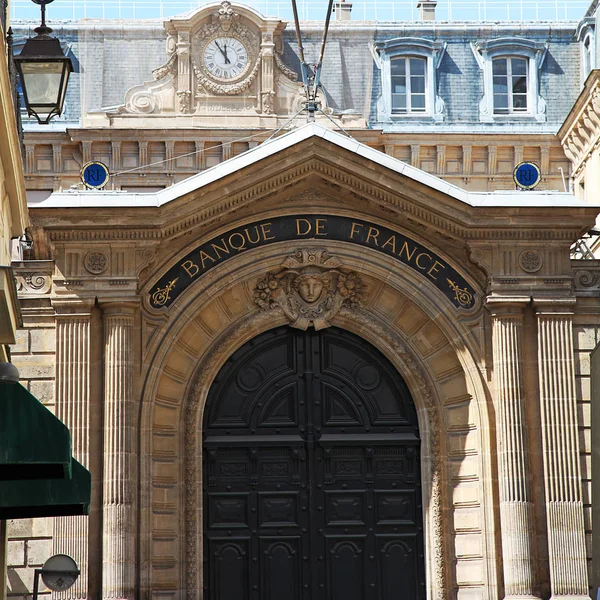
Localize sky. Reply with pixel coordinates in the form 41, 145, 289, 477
11, 0, 591, 23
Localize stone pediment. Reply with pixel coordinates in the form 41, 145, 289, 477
33, 123, 598, 246
28, 123, 600, 307
96, 1, 305, 126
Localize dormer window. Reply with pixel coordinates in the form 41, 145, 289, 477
374, 37, 447, 124
472, 37, 547, 123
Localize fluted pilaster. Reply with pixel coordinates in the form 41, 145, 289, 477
536, 304, 589, 599
53, 301, 94, 600
490, 304, 539, 600
101, 303, 136, 600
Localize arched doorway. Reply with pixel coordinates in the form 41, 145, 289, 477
203, 326, 426, 599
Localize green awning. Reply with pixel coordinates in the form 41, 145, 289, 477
0, 382, 72, 480
0, 458, 91, 519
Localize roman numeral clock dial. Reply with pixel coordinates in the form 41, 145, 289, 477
203, 37, 249, 80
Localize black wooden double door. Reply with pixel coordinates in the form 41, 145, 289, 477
203, 327, 425, 600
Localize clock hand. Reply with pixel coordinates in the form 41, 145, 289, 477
214, 40, 231, 64
222, 41, 231, 64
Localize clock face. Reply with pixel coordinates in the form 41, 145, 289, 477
203, 37, 249, 80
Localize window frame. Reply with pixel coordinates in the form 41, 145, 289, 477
492, 56, 529, 115
390, 55, 428, 115
472, 37, 548, 123
374, 37, 447, 124
577, 20, 596, 85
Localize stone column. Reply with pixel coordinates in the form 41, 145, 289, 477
490, 303, 540, 600
101, 303, 136, 600
536, 303, 589, 600
53, 300, 94, 600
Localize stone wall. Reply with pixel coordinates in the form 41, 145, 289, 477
572, 298, 600, 584
7, 324, 56, 598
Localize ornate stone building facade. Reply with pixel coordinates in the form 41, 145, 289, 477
7, 2, 600, 600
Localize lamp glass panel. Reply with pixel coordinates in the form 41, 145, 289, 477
20, 62, 64, 107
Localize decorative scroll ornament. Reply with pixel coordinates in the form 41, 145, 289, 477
218, 0, 235, 30
446, 278, 473, 308
151, 278, 179, 307
254, 248, 363, 330
15, 272, 52, 294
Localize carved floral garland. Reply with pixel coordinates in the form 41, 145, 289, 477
192, 56, 261, 96
275, 52, 298, 82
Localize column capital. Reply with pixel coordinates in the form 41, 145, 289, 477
485, 296, 529, 317
100, 300, 139, 319
533, 296, 576, 315
52, 298, 95, 318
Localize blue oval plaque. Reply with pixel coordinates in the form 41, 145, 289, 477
513, 162, 541, 190
81, 161, 109, 189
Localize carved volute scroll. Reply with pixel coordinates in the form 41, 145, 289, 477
253, 248, 364, 330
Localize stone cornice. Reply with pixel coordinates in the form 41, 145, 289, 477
32, 141, 596, 246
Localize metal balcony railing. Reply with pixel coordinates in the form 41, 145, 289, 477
9, 0, 590, 22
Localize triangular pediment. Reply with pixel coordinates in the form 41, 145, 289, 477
35, 122, 598, 246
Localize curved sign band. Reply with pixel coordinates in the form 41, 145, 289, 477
148, 215, 476, 311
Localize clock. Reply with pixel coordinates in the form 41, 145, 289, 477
203, 36, 249, 81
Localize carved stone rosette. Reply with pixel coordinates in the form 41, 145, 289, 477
253, 248, 363, 330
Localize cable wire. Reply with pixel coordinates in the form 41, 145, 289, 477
111, 130, 280, 176
317, 0, 335, 68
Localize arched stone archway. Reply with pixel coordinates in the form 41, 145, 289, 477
138, 240, 497, 600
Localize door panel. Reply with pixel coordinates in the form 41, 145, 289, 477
203, 326, 425, 599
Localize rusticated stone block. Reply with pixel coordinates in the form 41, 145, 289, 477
10, 329, 29, 354
29, 328, 56, 353
7, 541, 25, 567
26, 538, 52, 566
11, 355, 54, 380
29, 380, 55, 404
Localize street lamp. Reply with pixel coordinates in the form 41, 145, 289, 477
33, 554, 80, 599
13, 0, 73, 124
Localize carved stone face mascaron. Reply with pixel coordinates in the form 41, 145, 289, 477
254, 248, 364, 330
295, 274, 326, 304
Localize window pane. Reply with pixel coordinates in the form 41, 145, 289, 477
392, 94, 407, 111
493, 58, 507, 75
392, 77, 406, 94
512, 76, 527, 94
410, 57, 426, 75
494, 93, 509, 112
511, 58, 527, 75
513, 94, 528, 110
493, 76, 508, 95
411, 94, 426, 110
411, 76, 425, 94
391, 59, 405, 76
